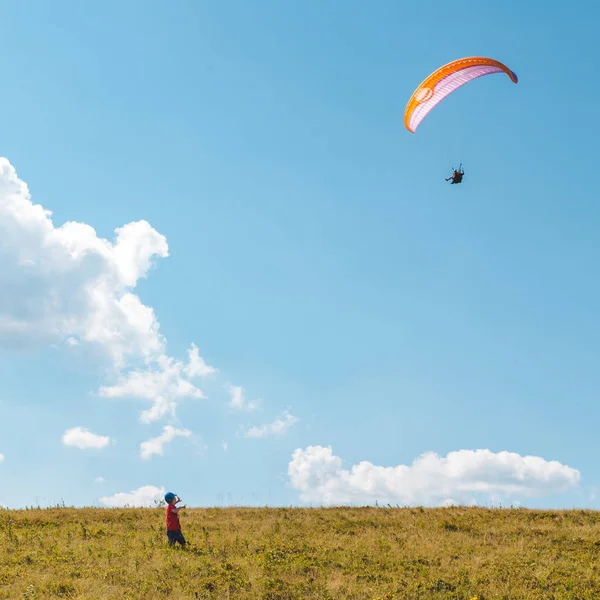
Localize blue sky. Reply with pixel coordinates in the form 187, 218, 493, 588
0, 0, 599, 509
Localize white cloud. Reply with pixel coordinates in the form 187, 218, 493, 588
99, 485, 165, 507
99, 352, 214, 423
0, 157, 217, 423
0, 157, 167, 364
288, 446, 581, 507
62, 427, 111, 450
243, 410, 298, 439
0, 453, 4, 463
186, 344, 217, 378
222, 442, 228, 452
140, 425, 192, 460
227, 384, 258, 412
94, 476, 105, 484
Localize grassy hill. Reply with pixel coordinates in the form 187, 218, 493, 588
2, 506, 600, 599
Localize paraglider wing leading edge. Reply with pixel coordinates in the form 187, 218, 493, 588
404, 56, 518, 133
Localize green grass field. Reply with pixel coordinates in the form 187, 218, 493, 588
2, 506, 600, 599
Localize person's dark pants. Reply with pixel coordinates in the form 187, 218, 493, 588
167, 530, 186, 547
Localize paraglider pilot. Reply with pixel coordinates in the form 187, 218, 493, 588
446, 164, 464, 184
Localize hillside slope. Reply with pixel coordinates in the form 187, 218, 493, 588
2, 506, 599, 599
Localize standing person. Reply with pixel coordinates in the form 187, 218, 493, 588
164, 492, 187, 547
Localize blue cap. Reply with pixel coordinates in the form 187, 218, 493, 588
164, 492, 176, 503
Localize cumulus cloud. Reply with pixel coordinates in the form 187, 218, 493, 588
99, 485, 165, 507
227, 384, 258, 412
0, 157, 167, 362
62, 427, 111, 450
0, 157, 216, 422
243, 410, 298, 438
139, 425, 192, 460
288, 446, 581, 507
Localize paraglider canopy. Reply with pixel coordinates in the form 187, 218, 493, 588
404, 56, 518, 133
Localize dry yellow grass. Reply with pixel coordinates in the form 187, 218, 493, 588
2, 506, 600, 599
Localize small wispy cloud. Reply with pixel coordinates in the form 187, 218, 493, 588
94, 476, 105, 484
226, 384, 259, 412
243, 410, 298, 439
185, 344, 218, 378
98, 352, 213, 424
139, 425, 192, 460
62, 427, 111, 450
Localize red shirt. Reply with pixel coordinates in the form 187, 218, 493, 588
165, 504, 181, 531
